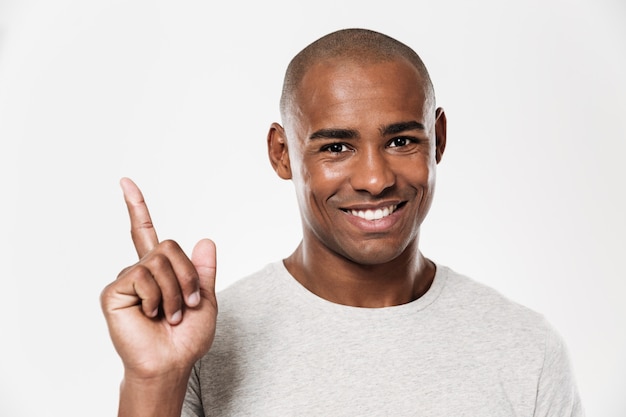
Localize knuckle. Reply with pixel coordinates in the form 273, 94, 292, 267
160, 239, 181, 252
134, 268, 154, 285
147, 253, 170, 270
130, 264, 152, 280
131, 219, 155, 233
99, 284, 113, 306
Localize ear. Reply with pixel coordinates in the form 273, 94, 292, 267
267, 122, 292, 180
434, 107, 447, 164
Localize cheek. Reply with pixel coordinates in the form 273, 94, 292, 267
291, 163, 350, 228
295, 157, 347, 196
397, 154, 436, 185
314, 162, 351, 187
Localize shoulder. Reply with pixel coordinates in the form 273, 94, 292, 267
433, 265, 562, 361
437, 264, 548, 327
216, 261, 287, 311
438, 265, 584, 414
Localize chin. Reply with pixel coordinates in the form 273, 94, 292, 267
340, 245, 409, 267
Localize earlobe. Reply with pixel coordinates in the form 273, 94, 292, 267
267, 123, 292, 180
434, 107, 447, 164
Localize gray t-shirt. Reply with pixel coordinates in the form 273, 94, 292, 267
183, 262, 583, 416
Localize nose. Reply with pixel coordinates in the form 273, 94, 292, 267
349, 147, 395, 196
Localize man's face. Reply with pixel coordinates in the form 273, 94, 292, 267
279, 58, 445, 266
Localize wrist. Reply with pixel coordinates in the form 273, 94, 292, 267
119, 369, 191, 417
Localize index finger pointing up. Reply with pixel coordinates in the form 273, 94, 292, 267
120, 177, 159, 259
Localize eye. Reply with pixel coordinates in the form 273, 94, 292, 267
321, 143, 350, 153
388, 137, 413, 148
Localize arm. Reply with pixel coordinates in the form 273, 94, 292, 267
101, 178, 217, 417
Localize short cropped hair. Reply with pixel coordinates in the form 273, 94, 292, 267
280, 28, 435, 119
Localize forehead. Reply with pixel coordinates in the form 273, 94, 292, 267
290, 58, 431, 130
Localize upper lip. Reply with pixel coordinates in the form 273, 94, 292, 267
339, 200, 405, 211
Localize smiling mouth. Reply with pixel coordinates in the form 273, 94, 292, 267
343, 204, 400, 221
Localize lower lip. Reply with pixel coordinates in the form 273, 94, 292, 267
342, 206, 404, 233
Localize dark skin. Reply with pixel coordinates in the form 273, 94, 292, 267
100, 56, 446, 416
100, 178, 217, 417
269, 57, 446, 307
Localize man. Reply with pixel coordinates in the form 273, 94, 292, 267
101, 28, 583, 416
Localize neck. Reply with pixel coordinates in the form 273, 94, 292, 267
283, 241, 435, 308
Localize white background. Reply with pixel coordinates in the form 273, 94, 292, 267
1, 0, 624, 415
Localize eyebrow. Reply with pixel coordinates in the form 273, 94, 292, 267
380, 121, 426, 136
308, 121, 425, 141
309, 128, 359, 140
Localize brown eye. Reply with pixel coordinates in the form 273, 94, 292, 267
389, 137, 410, 148
322, 143, 349, 153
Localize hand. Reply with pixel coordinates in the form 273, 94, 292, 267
101, 178, 217, 380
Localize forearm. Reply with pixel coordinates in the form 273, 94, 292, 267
118, 370, 191, 417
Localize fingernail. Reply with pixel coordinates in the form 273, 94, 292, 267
170, 310, 182, 324
149, 308, 158, 318
187, 291, 200, 306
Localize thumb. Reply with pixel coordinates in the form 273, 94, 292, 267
191, 239, 217, 298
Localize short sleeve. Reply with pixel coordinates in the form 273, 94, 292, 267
534, 322, 585, 417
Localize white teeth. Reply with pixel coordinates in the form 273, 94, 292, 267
349, 205, 397, 221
